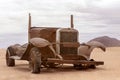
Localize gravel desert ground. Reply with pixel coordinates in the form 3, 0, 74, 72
0, 47, 120, 80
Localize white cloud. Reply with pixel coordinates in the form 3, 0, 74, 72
0, 0, 120, 47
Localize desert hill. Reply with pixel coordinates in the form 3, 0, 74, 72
88, 36, 120, 47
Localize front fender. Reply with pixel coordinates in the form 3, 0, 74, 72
30, 38, 51, 48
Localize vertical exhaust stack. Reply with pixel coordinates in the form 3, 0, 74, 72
70, 15, 74, 29
28, 13, 31, 42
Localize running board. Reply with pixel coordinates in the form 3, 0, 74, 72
47, 58, 104, 65
10, 56, 21, 60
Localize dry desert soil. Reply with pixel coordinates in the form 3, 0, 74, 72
0, 47, 120, 80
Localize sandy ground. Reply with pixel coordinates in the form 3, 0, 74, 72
0, 47, 120, 80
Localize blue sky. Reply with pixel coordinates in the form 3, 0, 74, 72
0, 0, 120, 48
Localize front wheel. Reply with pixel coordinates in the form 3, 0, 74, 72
29, 47, 41, 73
6, 47, 15, 67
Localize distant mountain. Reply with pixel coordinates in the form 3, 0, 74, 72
88, 36, 120, 47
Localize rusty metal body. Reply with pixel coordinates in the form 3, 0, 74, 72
6, 14, 105, 73
29, 27, 80, 60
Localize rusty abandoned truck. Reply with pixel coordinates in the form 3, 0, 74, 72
6, 14, 106, 73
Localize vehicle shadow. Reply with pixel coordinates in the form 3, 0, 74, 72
13, 63, 105, 74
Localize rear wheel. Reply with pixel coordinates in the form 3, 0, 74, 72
73, 64, 87, 70
29, 47, 41, 73
89, 59, 96, 69
48, 63, 58, 68
6, 47, 15, 67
